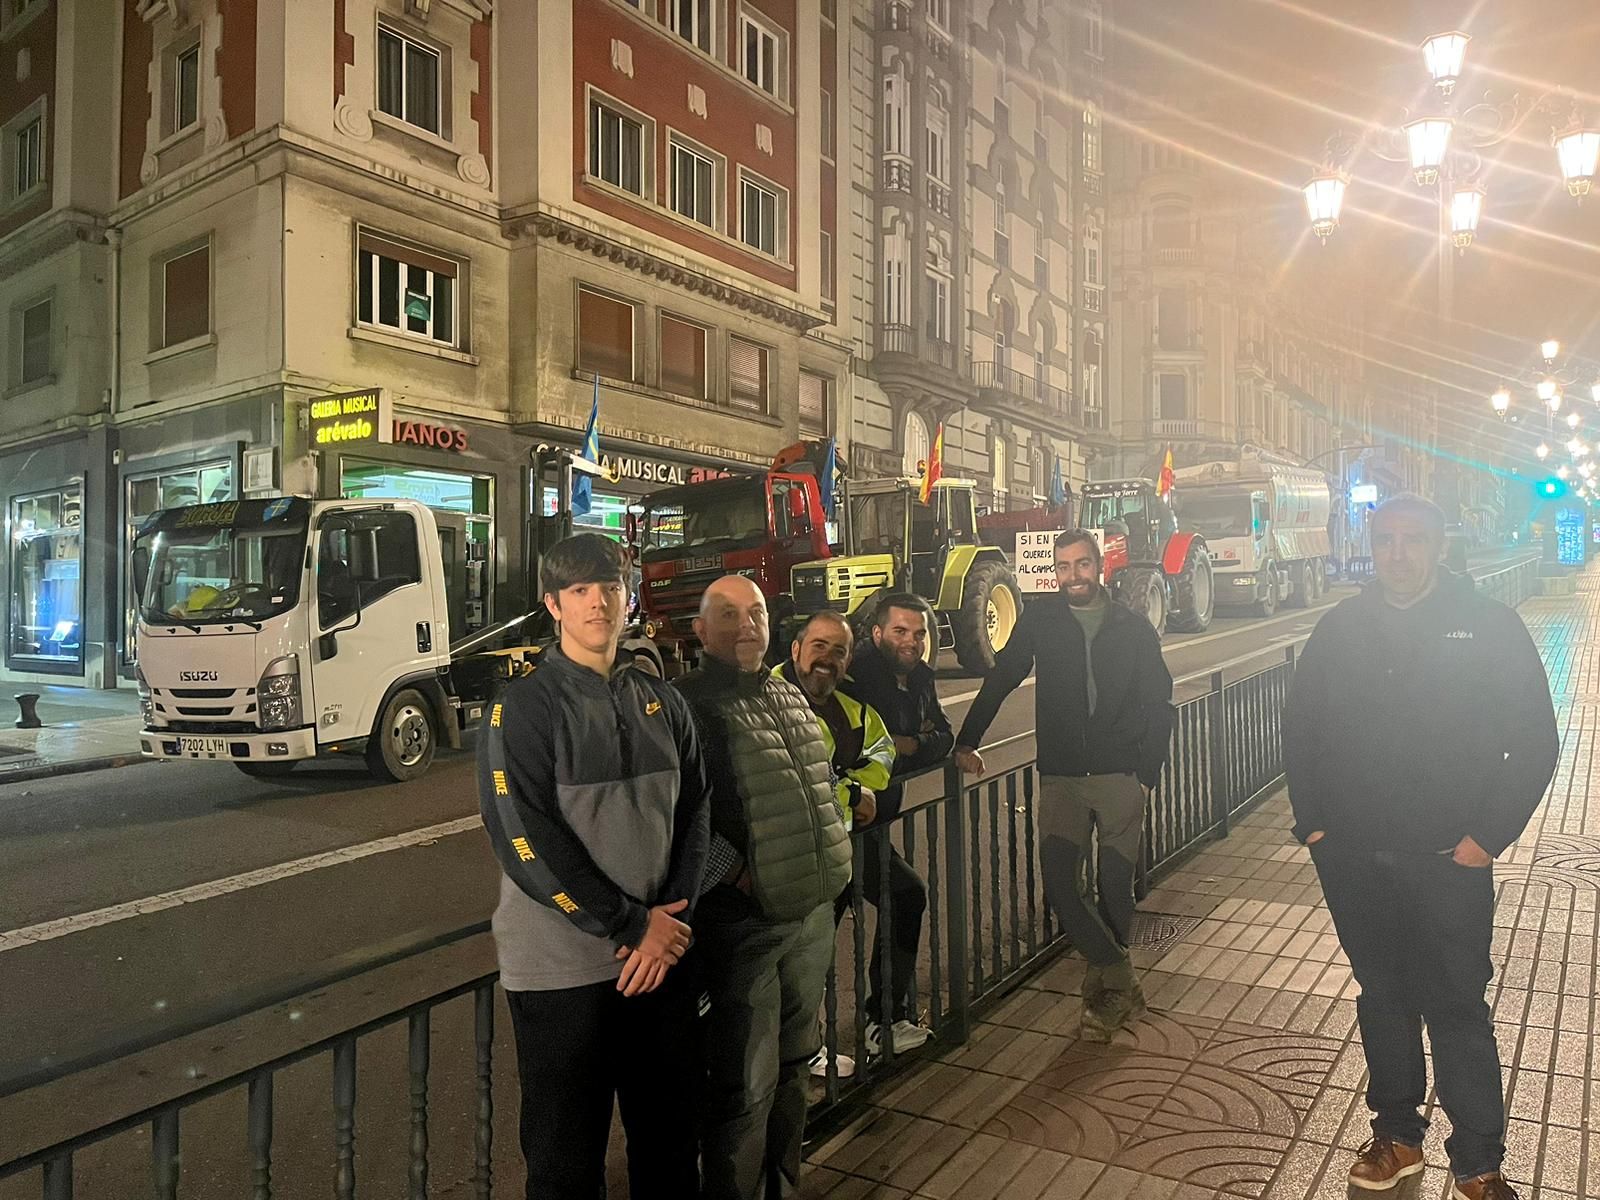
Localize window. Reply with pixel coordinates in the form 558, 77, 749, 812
994, 299, 1013, 359
883, 71, 910, 157
1085, 0, 1104, 58
589, 97, 648, 196
1083, 330, 1103, 409
903, 410, 930, 476
175, 43, 201, 133
729, 336, 769, 412
1033, 321, 1049, 386
993, 182, 1009, 267
12, 116, 42, 197
1084, 223, 1103, 285
740, 173, 785, 257
1159, 373, 1188, 419
377, 25, 441, 136
821, 230, 834, 301
992, 434, 1008, 500
660, 315, 708, 399
672, 0, 713, 52
669, 136, 717, 228
799, 371, 830, 439
925, 272, 950, 342
1034, 223, 1049, 288
317, 510, 421, 630
19, 298, 50, 384
577, 286, 636, 381
8, 488, 83, 671
882, 232, 909, 325
927, 0, 949, 32
926, 93, 949, 183
1152, 205, 1192, 248
357, 231, 460, 348
820, 89, 835, 159
740, 8, 782, 97
1082, 104, 1102, 172
1157, 287, 1188, 350
160, 244, 210, 348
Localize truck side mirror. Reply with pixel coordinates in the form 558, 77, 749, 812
131, 546, 151, 602
625, 511, 640, 546
787, 487, 808, 522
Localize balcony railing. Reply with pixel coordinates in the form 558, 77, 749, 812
1082, 284, 1104, 312
971, 360, 1083, 422
1152, 418, 1202, 437
927, 178, 951, 215
881, 158, 912, 193
877, 324, 958, 372
883, 0, 912, 30
1155, 247, 1198, 265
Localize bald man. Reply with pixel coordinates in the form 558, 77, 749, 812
677, 575, 852, 1200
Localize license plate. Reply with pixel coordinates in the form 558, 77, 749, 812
175, 736, 230, 756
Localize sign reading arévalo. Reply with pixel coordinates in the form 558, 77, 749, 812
1014, 530, 1066, 593
308, 389, 391, 448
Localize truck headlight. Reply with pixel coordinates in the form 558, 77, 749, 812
136, 666, 154, 724
257, 655, 302, 731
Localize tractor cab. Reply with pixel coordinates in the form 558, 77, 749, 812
1080, 480, 1177, 577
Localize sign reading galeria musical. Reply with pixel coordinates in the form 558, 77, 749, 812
308, 389, 392, 447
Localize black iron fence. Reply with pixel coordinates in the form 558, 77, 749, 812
0, 560, 1547, 1193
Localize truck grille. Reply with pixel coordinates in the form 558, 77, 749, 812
646, 566, 729, 618
152, 686, 257, 724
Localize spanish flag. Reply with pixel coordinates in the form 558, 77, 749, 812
1156, 446, 1176, 497
919, 423, 945, 505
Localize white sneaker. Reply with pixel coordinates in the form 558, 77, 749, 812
864, 1019, 934, 1057
809, 1047, 855, 1078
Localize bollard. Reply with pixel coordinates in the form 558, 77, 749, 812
14, 692, 43, 729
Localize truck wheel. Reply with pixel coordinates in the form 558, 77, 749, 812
1118, 567, 1168, 635
366, 688, 437, 782
1255, 568, 1278, 618
1286, 562, 1310, 609
236, 761, 297, 779
953, 562, 1023, 674
1167, 551, 1214, 633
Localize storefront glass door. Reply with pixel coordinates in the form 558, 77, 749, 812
8, 487, 84, 672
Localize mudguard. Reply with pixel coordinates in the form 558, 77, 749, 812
1162, 531, 1202, 577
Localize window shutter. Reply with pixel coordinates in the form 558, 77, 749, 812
660, 316, 707, 398
799, 372, 827, 438
577, 288, 635, 380
729, 337, 768, 411
163, 246, 211, 346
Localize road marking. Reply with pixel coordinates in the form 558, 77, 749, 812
1175, 633, 1308, 685
0, 816, 484, 955
1162, 597, 1339, 650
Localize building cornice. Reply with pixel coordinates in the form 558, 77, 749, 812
0, 209, 109, 278
504, 207, 827, 333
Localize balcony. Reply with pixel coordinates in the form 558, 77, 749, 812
927, 178, 951, 216
1155, 247, 1199, 265
882, 158, 912, 193
1237, 338, 1270, 373
883, 0, 912, 31
971, 360, 1086, 428
873, 324, 968, 403
1152, 418, 1202, 438
1082, 285, 1104, 313
877, 323, 958, 371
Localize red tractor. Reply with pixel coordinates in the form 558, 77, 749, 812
1079, 479, 1214, 635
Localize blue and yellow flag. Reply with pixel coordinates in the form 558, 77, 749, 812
574, 376, 600, 516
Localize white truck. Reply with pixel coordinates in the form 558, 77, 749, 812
131, 451, 658, 781
1171, 456, 1332, 617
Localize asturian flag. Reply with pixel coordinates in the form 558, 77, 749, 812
574, 375, 601, 516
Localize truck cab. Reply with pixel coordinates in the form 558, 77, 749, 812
133, 497, 462, 780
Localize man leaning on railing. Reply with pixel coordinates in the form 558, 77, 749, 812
953, 530, 1175, 1042
476, 534, 712, 1200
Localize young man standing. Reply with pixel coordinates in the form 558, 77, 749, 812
478, 533, 711, 1199
1286, 496, 1558, 1200
953, 531, 1173, 1041
679, 574, 852, 1200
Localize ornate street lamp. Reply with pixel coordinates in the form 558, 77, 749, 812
1489, 386, 1511, 417
1539, 377, 1561, 409
1554, 124, 1600, 199
1541, 338, 1562, 364
1535, 442, 1551, 460
1450, 184, 1486, 249
1303, 171, 1348, 242
1422, 32, 1470, 96
1405, 117, 1453, 185
1567, 411, 1582, 430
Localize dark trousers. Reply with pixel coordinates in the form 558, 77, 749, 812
1038, 773, 1146, 968
505, 974, 700, 1200
833, 835, 928, 1024
1310, 841, 1504, 1180
694, 896, 835, 1200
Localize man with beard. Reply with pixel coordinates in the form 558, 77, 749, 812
953, 530, 1173, 1041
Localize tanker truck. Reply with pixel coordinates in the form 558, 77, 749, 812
1171, 455, 1332, 617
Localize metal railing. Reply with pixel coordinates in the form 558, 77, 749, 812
0, 566, 1548, 1189
970, 360, 1083, 423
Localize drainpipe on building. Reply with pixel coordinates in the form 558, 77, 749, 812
106, 226, 123, 415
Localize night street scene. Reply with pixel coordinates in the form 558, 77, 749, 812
2, 1, 1599, 1197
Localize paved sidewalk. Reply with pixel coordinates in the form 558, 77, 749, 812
0, 686, 144, 784
801, 574, 1595, 1200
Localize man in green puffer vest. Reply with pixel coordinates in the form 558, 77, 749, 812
678, 574, 852, 1200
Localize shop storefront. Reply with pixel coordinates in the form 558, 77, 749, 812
7, 486, 84, 674
534, 445, 740, 542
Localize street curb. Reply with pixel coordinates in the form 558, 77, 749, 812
0, 753, 149, 786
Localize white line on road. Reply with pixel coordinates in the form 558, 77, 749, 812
1175, 633, 1308, 685
0, 815, 484, 956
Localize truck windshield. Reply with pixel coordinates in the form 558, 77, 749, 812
136, 499, 311, 625
641, 478, 769, 560
1082, 490, 1149, 530
1180, 493, 1254, 539
852, 490, 908, 555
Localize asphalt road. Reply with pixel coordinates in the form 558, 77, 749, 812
0, 555, 1527, 1193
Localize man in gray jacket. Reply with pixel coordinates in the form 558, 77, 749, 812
678, 574, 852, 1200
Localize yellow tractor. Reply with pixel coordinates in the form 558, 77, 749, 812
789, 477, 1022, 673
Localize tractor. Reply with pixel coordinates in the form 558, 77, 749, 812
788, 476, 1023, 673
1078, 479, 1215, 635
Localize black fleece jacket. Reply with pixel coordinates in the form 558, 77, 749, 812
843, 644, 954, 820
956, 591, 1175, 788
1284, 569, 1558, 856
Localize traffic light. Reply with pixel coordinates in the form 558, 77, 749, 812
1536, 477, 1568, 500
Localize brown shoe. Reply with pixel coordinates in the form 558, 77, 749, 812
1348, 1136, 1425, 1190
1451, 1173, 1518, 1200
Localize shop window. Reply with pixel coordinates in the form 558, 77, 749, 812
740, 7, 784, 99
729, 336, 769, 412
124, 462, 234, 664
589, 94, 651, 198
18, 297, 51, 385
316, 510, 421, 630
158, 243, 211, 349
377, 24, 442, 137
577, 286, 636, 381
799, 371, 830, 439
668, 134, 719, 229
8, 488, 83, 671
660, 314, 709, 399
739, 171, 785, 258
356, 230, 461, 348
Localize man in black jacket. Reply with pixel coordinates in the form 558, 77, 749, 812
838, 593, 949, 1054
477, 534, 710, 1199
954, 531, 1174, 1041
1286, 496, 1558, 1200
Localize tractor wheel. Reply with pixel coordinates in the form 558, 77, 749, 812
1167, 549, 1214, 634
953, 561, 1023, 674
1118, 567, 1168, 636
